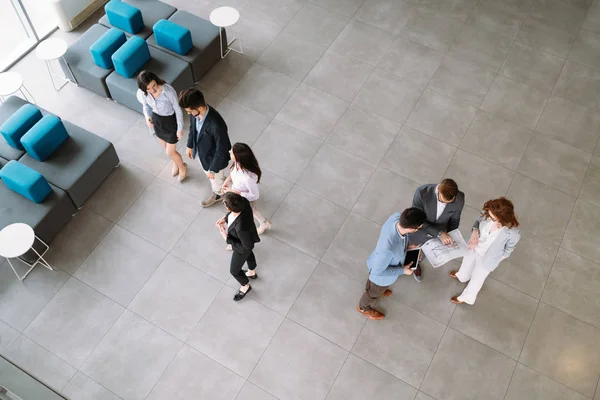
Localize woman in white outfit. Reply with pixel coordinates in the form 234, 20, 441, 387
450, 197, 520, 305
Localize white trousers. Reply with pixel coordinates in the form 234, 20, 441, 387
200, 159, 227, 195
456, 251, 492, 305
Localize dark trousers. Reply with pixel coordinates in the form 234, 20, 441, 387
230, 250, 257, 286
359, 279, 388, 311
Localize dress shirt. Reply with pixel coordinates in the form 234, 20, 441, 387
475, 218, 505, 256
195, 107, 210, 141
230, 164, 260, 202
366, 212, 408, 287
136, 84, 184, 132
435, 185, 447, 221
227, 212, 239, 231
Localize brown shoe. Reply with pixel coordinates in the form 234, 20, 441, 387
357, 306, 385, 320
449, 271, 458, 280
201, 193, 219, 208
382, 289, 393, 297
451, 296, 464, 304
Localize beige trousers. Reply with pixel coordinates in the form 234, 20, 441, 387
200, 160, 227, 195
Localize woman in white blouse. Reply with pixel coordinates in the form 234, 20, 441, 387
222, 142, 271, 235
136, 70, 187, 181
450, 197, 521, 305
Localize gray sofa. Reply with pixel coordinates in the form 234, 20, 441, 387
98, 0, 176, 39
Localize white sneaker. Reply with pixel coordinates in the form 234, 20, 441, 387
257, 221, 272, 235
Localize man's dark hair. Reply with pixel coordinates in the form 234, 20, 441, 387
222, 192, 246, 213
439, 178, 459, 201
400, 207, 427, 229
178, 88, 206, 109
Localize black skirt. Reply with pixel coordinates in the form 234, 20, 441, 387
152, 112, 178, 144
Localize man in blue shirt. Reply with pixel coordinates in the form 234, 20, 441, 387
358, 208, 427, 320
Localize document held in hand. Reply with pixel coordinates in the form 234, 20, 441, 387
421, 229, 468, 268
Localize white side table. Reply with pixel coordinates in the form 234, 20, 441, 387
210, 7, 243, 58
0, 72, 35, 104
0, 223, 53, 281
35, 38, 76, 91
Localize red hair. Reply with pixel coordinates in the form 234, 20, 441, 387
482, 197, 519, 228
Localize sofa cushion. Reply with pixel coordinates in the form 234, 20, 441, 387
153, 19, 192, 55
112, 36, 150, 78
90, 28, 127, 69
105, 0, 144, 34
99, 0, 176, 39
21, 115, 69, 162
0, 160, 51, 203
0, 104, 43, 150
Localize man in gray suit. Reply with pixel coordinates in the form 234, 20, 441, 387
408, 179, 465, 282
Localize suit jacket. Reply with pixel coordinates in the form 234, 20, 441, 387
226, 198, 260, 254
407, 184, 465, 245
186, 105, 231, 172
472, 216, 520, 271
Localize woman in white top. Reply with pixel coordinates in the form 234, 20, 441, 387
450, 197, 521, 305
136, 70, 187, 181
222, 142, 271, 234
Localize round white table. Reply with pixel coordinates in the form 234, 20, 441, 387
35, 38, 76, 91
209, 7, 243, 58
0, 72, 35, 103
0, 223, 53, 281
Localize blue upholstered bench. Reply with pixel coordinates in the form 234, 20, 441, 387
90, 28, 127, 69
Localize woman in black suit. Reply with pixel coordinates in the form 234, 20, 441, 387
216, 192, 260, 301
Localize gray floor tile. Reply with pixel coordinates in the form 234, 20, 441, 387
460, 110, 533, 171
4, 336, 76, 392
377, 37, 444, 88
520, 303, 600, 398
399, 6, 466, 52
419, 0, 478, 17
354, 0, 416, 35
428, 56, 496, 107
562, 199, 600, 262
554, 60, 600, 112
234, 15, 280, 61
583, 0, 600, 33
416, 393, 436, 400
276, 83, 349, 140
326, 354, 418, 400
478, 0, 535, 16
421, 328, 516, 400
330, 20, 394, 66
305, 50, 374, 102
187, 287, 283, 378
569, 30, 600, 69
406, 89, 478, 146
448, 25, 513, 71
466, 2, 526, 38
198, 52, 254, 96
381, 126, 456, 184
531, 0, 591, 33
288, 263, 366, 350
518, 133, 591, 195
270, 186, 349, 259
580, 156, 600, 207
81, 310, 182, 400
74, 225, 166, 306
0, 320, 19, 353
258, 33, 326, 81
507, 174, 576, 244
24, 277, 123, 368
309, 0, 364, 16
444, 149, 515, 209
250, 319, 348, 400
253, 120, 322, 182
322, 212, 381, 283
501, 42, 565, 93
128, 255, 222, 341
62, 372, 121, 400
237, 382, 278, 400
353, 70, 424, 124
114, 119, 171, 176
505, 363, 590, 400
457, 205, 483, 242
536, 96, 600, 153
283, 3, 350, 47
297, 144, 376, 209
327, 104, 401, 164
252, 170, 294, 220
241, 0, 305, 31
481, 75, 548, 129
352, 167, 420, 224
217, 98, 271, 145
515, 14, 578, 58
352, 298, 446, 387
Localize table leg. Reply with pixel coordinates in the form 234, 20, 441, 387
45, 59, 69, 91
19, 85, 36, 104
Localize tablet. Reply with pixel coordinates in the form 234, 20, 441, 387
404, 248, 421, 270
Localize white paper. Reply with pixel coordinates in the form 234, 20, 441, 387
421, 229, 468, 268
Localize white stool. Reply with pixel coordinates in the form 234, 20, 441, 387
0, 72, 35, 103
210, 7, 243, 58
0, 223, 53, 281
35, 38, 76, 91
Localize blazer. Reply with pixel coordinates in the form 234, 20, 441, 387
186, 105, 231, 172
472, 216, 521, 271
225, 198, 260, 254
407, 184, 465, 245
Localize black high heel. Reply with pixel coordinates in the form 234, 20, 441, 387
233, 285, 252, 301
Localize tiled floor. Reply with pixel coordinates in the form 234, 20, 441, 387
1, 0, 600, 399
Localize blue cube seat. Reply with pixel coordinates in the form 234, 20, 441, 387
90, 28, 127, 69
112, 36, 151, 78
105, 0, 144, 34
99, 0, 176, 39
153, 19, 192, 55
0, 160, 51, 203
0, 104, 43, 150
21, 115, 69, 162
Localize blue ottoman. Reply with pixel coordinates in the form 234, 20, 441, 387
90, 28, 127, 69
105, 0, 143, 34
21, 115, 69, 162
112, 36, 150, 78
0, 160, 51, 203
153, 19, 192, 55
0, 104, 43, 150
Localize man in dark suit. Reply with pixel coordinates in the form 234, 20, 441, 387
178, 88, 231, 207
408, 179, 465, 282
216, 192, 261, 301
